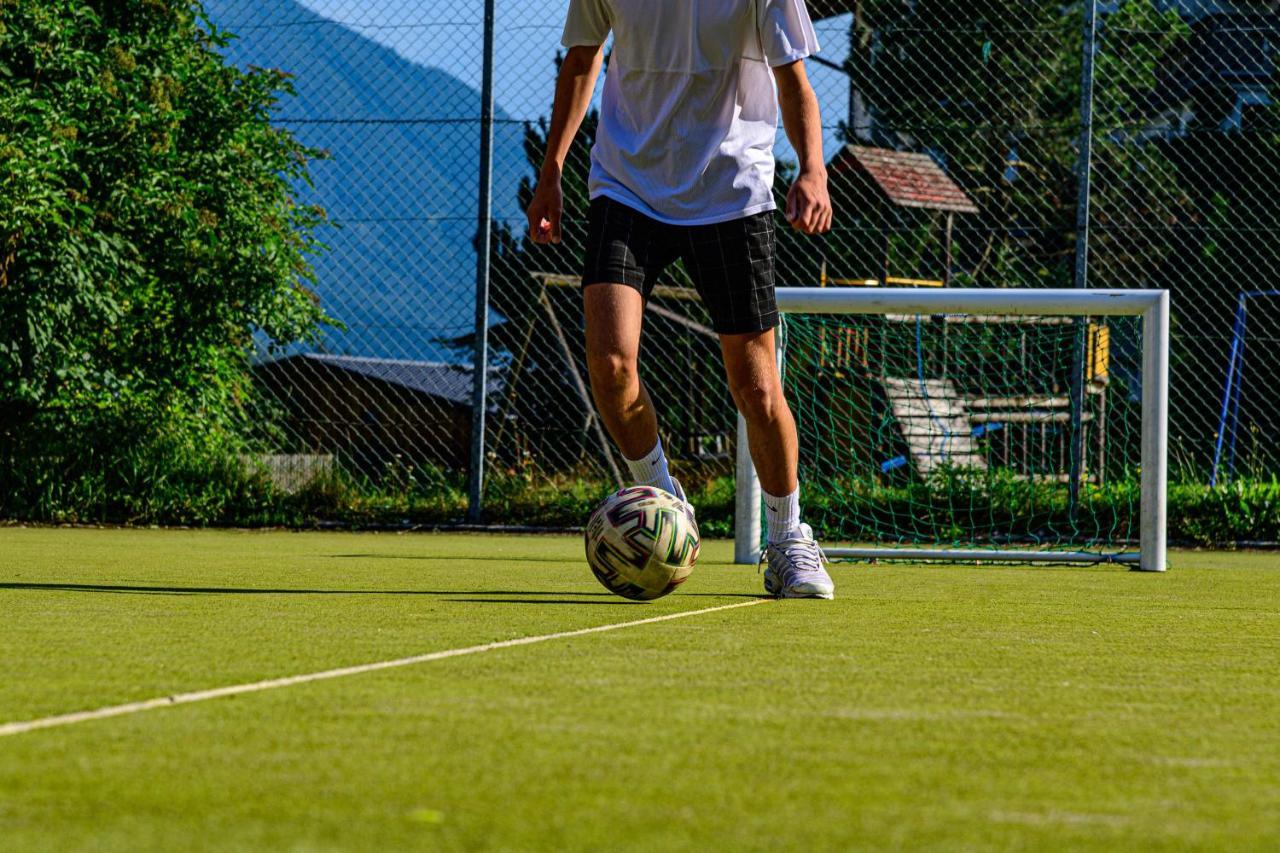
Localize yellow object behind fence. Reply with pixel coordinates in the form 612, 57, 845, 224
1087, 322, 1110, 381
818, 273, 944, 288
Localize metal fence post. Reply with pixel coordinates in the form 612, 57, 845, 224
1068, 0, 1098, 515
467, 0, 497, 523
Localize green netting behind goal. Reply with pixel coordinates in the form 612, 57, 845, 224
781, 311, 1144, 554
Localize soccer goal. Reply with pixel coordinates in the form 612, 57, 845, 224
735, 288, 1169, 572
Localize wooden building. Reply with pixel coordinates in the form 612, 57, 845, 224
253, 353, 504, 478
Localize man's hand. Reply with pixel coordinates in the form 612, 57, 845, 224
527, 45, 602, 245
527, 170, 563, 244
775, 58, 830, 236
785, 169, 832, 235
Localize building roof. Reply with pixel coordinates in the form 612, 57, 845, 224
830, 146, 979, 215
257, 353, 504, 406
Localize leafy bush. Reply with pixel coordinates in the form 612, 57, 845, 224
802, 470, 1280, 548
1170, 480, 1280, 546
0, 0, 328, 522
320, 471, 1274, 548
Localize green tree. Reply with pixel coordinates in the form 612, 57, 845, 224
844, 0, 1189, 289
1155, 12, 1280, 471
1089, 0, 1193, 288
844, 0, 1078, 286
0, 0, 329, 521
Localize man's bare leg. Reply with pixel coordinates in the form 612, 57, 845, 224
583, 284, 657, 458
719, 328, 798, 498
721, 327, 832, 597
582, 284, 679, 496
583, 284, 691, 499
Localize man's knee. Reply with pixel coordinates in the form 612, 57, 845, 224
729, 376, 784, 423
587, 350, 639, 399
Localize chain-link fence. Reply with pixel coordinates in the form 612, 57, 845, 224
1090, 2, 1280, 486
207, 0, 1280, 527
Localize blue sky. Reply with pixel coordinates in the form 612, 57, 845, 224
295, 0, 854, 164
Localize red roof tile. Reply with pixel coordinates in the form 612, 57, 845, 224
830, 145, 979, 215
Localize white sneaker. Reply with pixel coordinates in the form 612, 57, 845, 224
762, 523, 834, 599
668, 477, 698, 531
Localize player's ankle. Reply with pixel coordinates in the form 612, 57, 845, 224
624, 438, 675, 495
763, 486, 802, 542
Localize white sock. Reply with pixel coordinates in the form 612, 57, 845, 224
624, 438, 676, 494
764, 487, 802, 543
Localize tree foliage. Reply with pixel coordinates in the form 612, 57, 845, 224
845, 0, 1191, 288
0, 0, 328, 521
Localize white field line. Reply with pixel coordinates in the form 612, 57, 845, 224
0, 598, 770, 738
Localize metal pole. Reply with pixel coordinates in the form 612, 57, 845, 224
1068, 0, 1098, 514
822, 547, 1142, 564
1211, 294, 1249, 486
773, 287, 1162, 317
466, 0, 496, 523
733, 413, 761, 565
736, 320, 788, 564
1073, 0, 1099, 284
1139, 292, 1170, 572
1226, 324, 1248, 481
942, 212, 954, 287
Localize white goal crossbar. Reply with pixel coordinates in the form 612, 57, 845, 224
734, 288, 1170, 572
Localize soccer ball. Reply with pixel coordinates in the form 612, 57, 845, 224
585, 486, 700, 601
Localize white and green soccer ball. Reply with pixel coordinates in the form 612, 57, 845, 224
585, 486, 700, 601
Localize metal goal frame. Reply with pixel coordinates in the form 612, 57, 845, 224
733, 288, 1170, 572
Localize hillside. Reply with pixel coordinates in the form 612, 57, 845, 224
203, 0, 527, 361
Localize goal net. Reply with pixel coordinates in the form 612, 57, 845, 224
734, 288, 1168, 571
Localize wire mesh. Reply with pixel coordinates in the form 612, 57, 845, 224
783, 311, 1144, 552
1090, 3, 1280, 485
204, 0, 1280, 531
208, 0, 494, 489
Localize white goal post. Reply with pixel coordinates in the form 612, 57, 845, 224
734, 288, 1170, 572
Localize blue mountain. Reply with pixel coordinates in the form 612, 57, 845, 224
204, 0, 528, 361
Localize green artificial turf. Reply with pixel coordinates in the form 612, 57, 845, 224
0, 527, 1278, 851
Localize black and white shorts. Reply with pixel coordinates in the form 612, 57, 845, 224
581, 196, 779, 335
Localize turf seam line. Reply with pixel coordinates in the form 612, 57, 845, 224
0, 598, 771, 738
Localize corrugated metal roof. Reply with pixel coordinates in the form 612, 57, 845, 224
831, 145, 980, 215
259, 353, 504, 405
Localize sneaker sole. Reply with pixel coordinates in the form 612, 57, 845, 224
762, 568, 834, 600
779, 586, 835, 600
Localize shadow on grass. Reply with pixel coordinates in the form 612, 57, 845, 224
0, 582, 765, 600
328, 554, 574, 563
450, 594, 770, 605
449, 598, 644, 605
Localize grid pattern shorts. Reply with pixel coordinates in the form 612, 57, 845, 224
580, 196, 780, 335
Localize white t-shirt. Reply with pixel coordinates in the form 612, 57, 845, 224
561, 0, 820, 225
